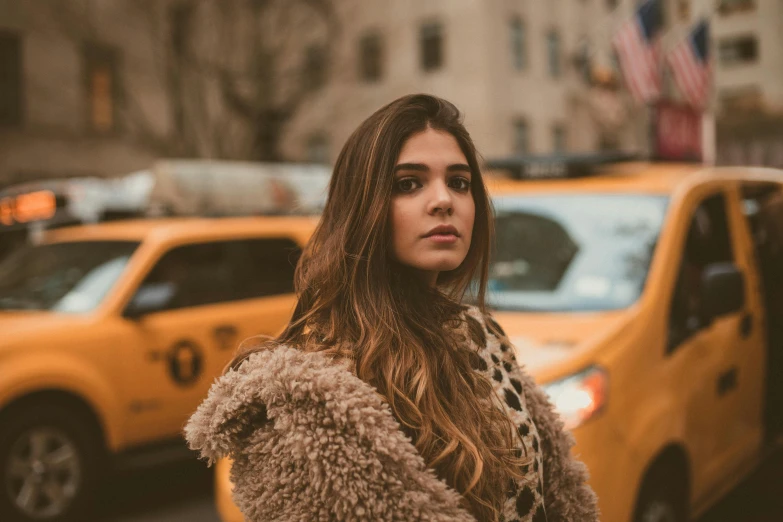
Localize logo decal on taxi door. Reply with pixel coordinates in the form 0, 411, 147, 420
168, 340, 204, 386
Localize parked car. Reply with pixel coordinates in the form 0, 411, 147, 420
0, 215, 317, 522
0, 160, 330, 264
481, 158, 783, 521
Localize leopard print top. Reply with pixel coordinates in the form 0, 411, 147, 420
463, 306, 548, 522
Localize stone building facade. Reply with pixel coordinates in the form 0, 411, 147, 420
282, 0, 652, 165
710, 0, 783, 167
1, 0, 781, 188
0, 0, 168, 187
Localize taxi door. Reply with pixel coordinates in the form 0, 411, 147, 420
113, 237, 300, 446
665, 188, 758, 499
722, 184, 769, 457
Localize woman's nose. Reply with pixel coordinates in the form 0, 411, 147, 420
427, 181, 454, 216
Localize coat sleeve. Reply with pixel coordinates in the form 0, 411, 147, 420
183, 357, 271, 465
184, 345, 478, 522
479, 311, 600, 522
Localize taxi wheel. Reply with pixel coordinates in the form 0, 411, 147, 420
633, 461, 688, 522
0, 404, 103, 522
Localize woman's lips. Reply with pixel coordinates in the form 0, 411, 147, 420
426, 233, 458, 244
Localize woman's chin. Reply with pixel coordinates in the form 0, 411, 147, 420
411, 257, 466, 274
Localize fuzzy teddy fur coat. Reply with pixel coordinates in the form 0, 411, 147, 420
185, 308, 598, 522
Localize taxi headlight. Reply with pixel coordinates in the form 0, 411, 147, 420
542, 366, 608, 430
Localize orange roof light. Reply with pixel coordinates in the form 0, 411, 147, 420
0, 190, 57, 226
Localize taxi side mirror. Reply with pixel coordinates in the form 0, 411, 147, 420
122, 302, 147, 321
123, 283, 176, 320
700, 263, 745, 324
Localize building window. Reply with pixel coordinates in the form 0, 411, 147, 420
0, 31, 22, 127
719, 87, 763, 112
307, 133, 329, 164
719, 36, 759, 66
510, 18, 527, 71
420, 22, 444, 72
84, 43, 120, 133
513, 120, 530, 155
676, 0, 690, 20
358, 32, 383, 82
599, 134, 620, 151
547, 30, 562, 78
718, 0, 756, 15
169, 3, 193, 57
576, 38, 592, 84
168, 4, 193, 135
305, 45, 327, 90
553, 125, 567, 153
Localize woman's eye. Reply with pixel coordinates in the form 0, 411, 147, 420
395, 178, 421, 193
449, 177, 471, 192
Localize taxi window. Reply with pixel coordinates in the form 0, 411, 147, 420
227, 238, 300, 299
667, 193, 735, 351
488, 194, 668, 312
0, 241, 139, 312
131, 238, 300, 312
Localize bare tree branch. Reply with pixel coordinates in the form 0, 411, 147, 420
25, 0, 342, 162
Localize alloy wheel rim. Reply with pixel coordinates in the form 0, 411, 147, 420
5, 427, 82, 519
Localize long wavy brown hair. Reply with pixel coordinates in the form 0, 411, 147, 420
233, 94, 528, 521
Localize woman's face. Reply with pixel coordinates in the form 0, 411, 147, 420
390, 127, 475, 285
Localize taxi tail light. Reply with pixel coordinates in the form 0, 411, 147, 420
542, 366, 608, 431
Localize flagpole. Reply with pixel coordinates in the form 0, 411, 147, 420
703, 53, 716, 165
702, 112, 716, 165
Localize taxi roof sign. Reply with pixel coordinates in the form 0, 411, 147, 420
485, 152, 639, 180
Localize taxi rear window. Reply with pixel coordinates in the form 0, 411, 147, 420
0, 241, 139, 313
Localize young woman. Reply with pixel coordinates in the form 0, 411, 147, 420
186, 95, 598, 522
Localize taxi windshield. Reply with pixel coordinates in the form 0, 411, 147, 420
488, 193, 668, 312
0, 241, 139, 313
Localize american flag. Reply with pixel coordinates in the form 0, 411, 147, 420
667, 20, 711, 109
612, 0, 663, 103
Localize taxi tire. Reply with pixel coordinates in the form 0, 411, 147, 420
0, 404, 103, 522
633, 461, 688, 522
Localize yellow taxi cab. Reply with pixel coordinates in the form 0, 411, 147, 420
0, 215, 317, 522
212, 156, 783, 522
483, 157, 783, 521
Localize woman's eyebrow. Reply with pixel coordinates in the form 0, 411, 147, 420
447, 164, 471, 173
393, 163, 471, 173
393, 163, 428, 173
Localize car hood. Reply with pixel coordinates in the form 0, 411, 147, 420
0, 311, 89, 347
491, 308, 636, 376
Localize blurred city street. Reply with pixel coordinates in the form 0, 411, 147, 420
698, 448, 783, 522
101, 449, 783, 522
98, 459, 218, 522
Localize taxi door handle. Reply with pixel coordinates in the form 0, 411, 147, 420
717, 367, 738, 397
213, 324, 238, 351
740, 314, 753, 339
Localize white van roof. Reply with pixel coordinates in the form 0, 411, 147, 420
145, 160, 331, 217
